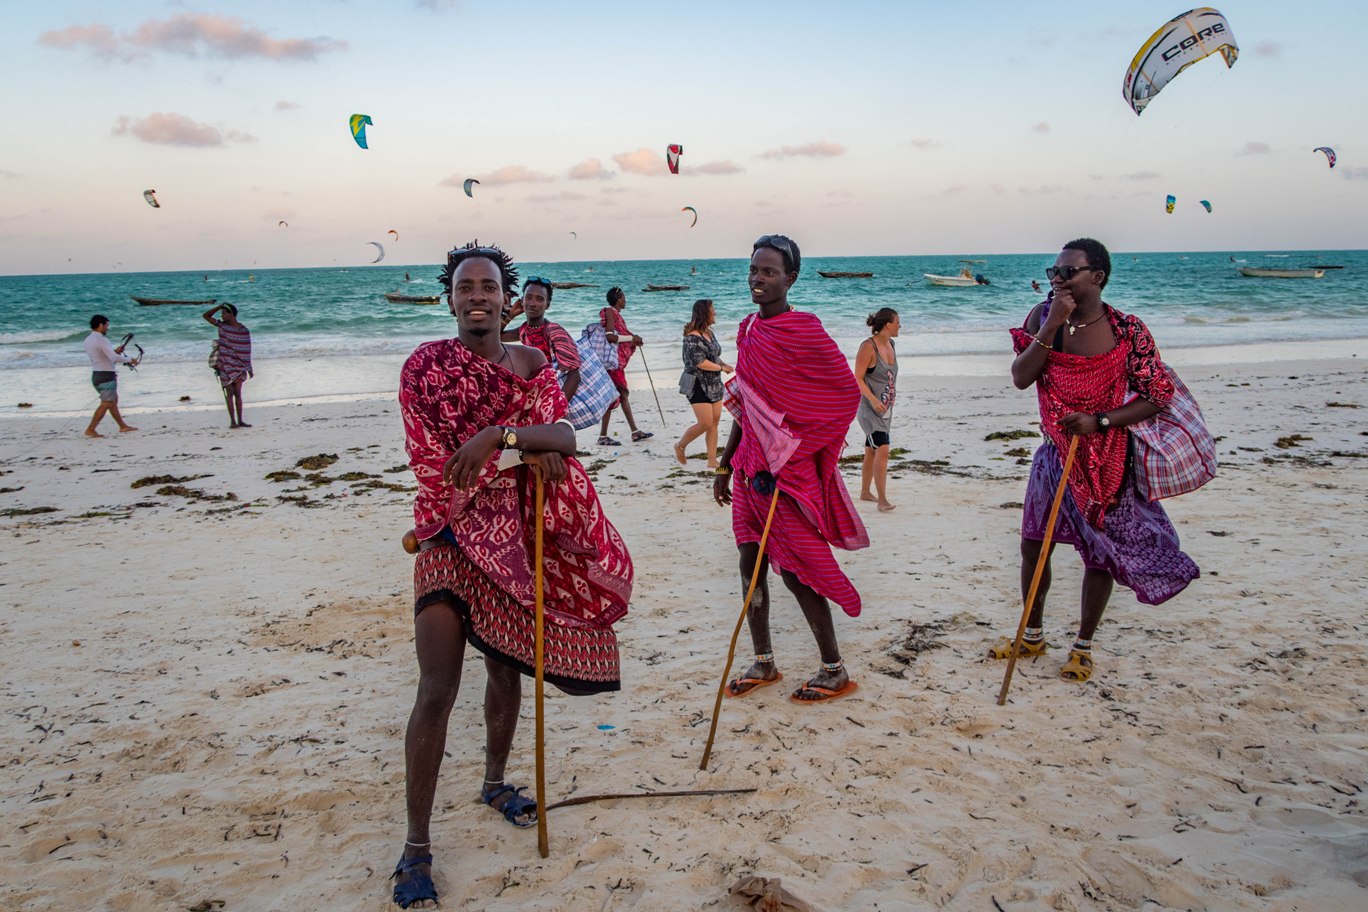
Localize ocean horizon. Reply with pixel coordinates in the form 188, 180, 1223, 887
3, 250, 1365, 417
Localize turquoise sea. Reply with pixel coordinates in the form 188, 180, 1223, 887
2, 250, 1365, 416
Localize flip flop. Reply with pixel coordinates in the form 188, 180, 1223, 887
725, 671, 783, 698
631, 430, 654, 441
788, 678, 859, 704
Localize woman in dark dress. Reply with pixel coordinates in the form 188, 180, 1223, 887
673, 299, 732, 467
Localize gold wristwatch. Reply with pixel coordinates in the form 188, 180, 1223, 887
496, 426, 519, 450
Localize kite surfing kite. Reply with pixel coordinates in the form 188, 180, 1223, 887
1165, 194, 1176, 214
463, 178, 479, 197
1199, 199, 1212, 213
681, 206, 698, 228
1123, 8, 1239, 116
349, 114, 373, 149
366, 241, 385, 263
143, 189, 160, 208
278, 220, 288, 228
1313, 146, 1336, 168
667, 144, 683, 174
570, 231, 578, 239
388, 228, 399, 241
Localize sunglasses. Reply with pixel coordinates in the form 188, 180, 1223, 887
753, 235, 796, 270
1045, 265, 1098, 281
448, 245, 501, 261
524, 276, 551, 287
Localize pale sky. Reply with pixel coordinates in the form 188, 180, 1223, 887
2, 1, 1364, 274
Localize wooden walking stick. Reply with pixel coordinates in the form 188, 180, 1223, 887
533, 472, 550, 858
998, 434, 1079, 706
700, 484, 782, 770
636, 346, 667, 427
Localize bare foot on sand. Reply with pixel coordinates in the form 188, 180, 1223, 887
673, 442, 687, 465
118, 426, 137, 433
84, 429, 103, 438
878, 501, 896, 512
860, 493, 877, 502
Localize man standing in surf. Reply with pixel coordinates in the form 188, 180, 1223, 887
712, 235, 868, 703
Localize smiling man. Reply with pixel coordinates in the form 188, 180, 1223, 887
711, 235, 868, 705
391, 242, 633, 909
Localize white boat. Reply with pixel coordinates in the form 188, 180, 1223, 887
924, 273, 979, 287
1237, 266, 1324, 279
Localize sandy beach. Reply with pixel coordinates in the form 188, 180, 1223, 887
2, 341, 1366, 911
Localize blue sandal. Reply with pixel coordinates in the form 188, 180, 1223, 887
391, 853, 437, 909
481, 783, 538, 828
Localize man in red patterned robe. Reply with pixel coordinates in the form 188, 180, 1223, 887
389, 243, 633, 909
713, 235, 868, 705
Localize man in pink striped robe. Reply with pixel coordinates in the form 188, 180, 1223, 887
713, 235, 869, 704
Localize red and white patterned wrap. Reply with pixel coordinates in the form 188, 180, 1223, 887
400, 338, 632, 629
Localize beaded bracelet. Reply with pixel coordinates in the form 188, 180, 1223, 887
1032, 333, 1053, 351
714, 466, 732, 476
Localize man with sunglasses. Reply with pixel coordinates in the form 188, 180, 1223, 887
999, 238, 1198, 683
391, 242, 633, 909
501, 276, 580, 402
712, 235, 868, 704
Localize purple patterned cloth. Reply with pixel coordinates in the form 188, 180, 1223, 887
1022, 440, 1198, 606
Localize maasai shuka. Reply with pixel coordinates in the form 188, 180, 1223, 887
214, 322, 252, 385
724, 310, 869, 616
518, 321, 580, 372
1011, 303, 1173, 528
401, 339, 632, 629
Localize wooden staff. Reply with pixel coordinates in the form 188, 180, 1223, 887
998, 434, 1079, 706
700, 485, 781, 770
636, 346, 667, 427
533, 473, 549, 858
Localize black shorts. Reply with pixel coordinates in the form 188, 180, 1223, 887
687, 382, 718, 405
864, 431, 890, 448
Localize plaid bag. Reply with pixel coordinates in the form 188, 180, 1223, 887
581, 321, 620, 371
1126, 363, 1217, 501
564, 330, 617, 430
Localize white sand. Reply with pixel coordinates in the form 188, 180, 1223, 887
1, 343, 1366, 911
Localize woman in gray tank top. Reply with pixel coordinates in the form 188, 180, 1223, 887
855, 307, 900, 511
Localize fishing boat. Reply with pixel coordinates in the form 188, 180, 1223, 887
550, 282, 597, 289
642, 284, 689, 292
924, 273, 987, 287
129, 296, 217, 306
383, 292, 443, 304
1236, 266, 1325, 279
817, 271, 873, 278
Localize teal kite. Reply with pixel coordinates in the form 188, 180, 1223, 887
1199, 199, 1212, 213
349, 114, 373, 150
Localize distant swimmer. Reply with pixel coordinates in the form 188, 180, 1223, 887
405, 272, 411, 282
1032, 279, 1043, 294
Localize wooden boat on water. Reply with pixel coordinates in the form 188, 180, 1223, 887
550, 282, 597, 289
1236, 266, 1324, 279
642, 284, 689, 292
130, 295, 216, 306
817, 271, 873, 278
383, 292, 443, 304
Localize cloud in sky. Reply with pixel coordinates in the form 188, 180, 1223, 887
906, 137, 942, 150
0, 169, 18, 179
1031, 122, 1050, 134
1340, 166, 1368, 181
686, 160, 743, 176
274, 100, 301, 112
757, 141, 845, 161
568, 158, 613, 180
613, 148, 667, 175
1121, 170, 1162, 181
441, 165, 552, 187
1253, 41, 1281, 57
1238, 141, 1271, 156
112, 112, 254, 147
39, 14, 345, 63
525, 191, 588, 203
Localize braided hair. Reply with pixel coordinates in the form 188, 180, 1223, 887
437, 240, 519, 294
